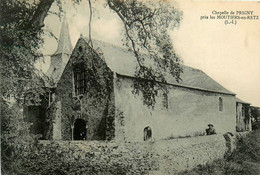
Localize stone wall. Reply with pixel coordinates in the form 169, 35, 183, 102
114, 75, 236, 142
24, 102, 48, 139
236, 103, 251, 132
54, 38, 115, 140
38, 134, 229, 174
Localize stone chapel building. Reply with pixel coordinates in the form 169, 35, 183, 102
24, 18, 252, 142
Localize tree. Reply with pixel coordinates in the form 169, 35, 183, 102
1, 0, 183, 173
88, 0, 183, 107
1, 0, 182, 107
106, 0, 183, 107
0, 0, 53, 104
0, 1, 53, 173
1, 99, 38, 174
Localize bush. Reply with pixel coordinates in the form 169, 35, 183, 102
228, 131, 260, 163
1, 101, 39, 175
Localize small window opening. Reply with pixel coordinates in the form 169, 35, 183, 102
144, 126, 152, 141
242, 106, 245, 116
219, 97, 223, 111
162, 92, 168, 109
78, 46, 83, 53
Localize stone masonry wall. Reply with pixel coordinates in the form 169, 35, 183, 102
114, 75, 236, 142
39, 134, 229, 174
54, 38, 115, 140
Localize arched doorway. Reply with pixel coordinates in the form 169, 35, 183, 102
73, 119, 86, 140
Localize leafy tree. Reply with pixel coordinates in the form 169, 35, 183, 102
1, 0, 182, 107
0, 1, 53, 174
106, 0, 183, 107
1, 99, 39, 174
0, 0, 53, 104
1, 0, 182, 173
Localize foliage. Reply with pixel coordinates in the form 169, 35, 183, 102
0, 0, 51, 104
106, 0, 183, 108
178, 130, 260, 175
228, 131, 260, 163
75, 0, 183, 108
1, 99, 39, 174
1, 0, 183, 107
1, 0, 184, 173
1, 140, 154, 175
0, 1, 51, 174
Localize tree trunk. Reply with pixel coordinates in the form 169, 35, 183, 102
30, 0, 55, 29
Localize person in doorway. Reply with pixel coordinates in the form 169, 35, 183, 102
80, 132, 86, 140
206, 124, 217, 135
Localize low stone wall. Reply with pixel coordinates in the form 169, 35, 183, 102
148, 135, 227, 174
38, 133, 232, 174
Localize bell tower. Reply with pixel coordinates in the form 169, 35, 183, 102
46, 15, 73, 85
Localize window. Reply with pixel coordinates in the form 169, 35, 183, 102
242, 106, 245, 116
219, 97, 223, 111
162, 92, 168, 109
74, 69, 86, 96
78, 46, 83, 53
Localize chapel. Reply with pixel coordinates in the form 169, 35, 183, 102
24, 17, 252, 142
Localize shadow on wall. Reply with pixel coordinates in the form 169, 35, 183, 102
96, 110, 107, 140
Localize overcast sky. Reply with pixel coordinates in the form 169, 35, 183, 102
38, 0, 260, 106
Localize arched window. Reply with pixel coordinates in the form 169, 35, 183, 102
219, 97, 223, 111
78, 46, 83, 53
162, 92, 168, 109
144, 126, 152, 141
74, 68, 86, 96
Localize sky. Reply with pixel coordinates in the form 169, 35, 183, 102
37, 0, 260, 107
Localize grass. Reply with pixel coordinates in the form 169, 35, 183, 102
178, 130, 260, 175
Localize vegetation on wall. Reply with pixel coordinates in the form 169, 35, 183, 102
0, 0, 181, 173
1, 140, 155, 175
2, 0, 183, 107
0, 0, 52, 103
106, 0, 183, 108
0, 1, 50, 173
179, 130, 260, 175
53, 41, 115, 140
1, 100, 40, 174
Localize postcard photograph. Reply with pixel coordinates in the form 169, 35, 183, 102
1, 0, 260, 174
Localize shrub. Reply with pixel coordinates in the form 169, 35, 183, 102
227, 131, 260, 163
1, 101, 39, 175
